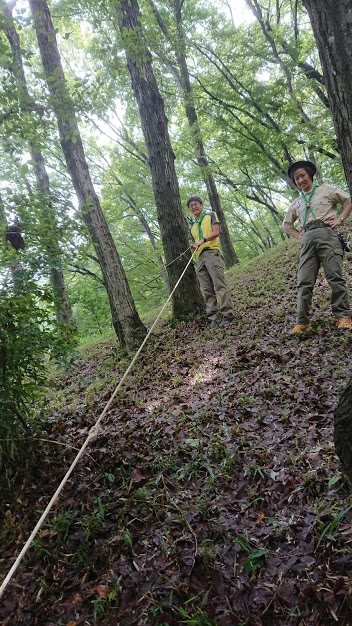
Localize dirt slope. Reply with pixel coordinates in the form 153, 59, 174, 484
1, 239, 352, 625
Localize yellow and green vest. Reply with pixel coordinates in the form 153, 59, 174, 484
191, 211, 220, 260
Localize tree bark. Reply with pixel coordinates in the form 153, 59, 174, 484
300, 6, 352, 478
3, 1, 75, 333
28, 0, 146, 348
334, 380, 352, 485
301, 0, 352, 193
116, 0, 205, 320
150, 0, 239, 267
172, 0, 239, 268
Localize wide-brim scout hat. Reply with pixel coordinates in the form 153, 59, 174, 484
288, 160, 317, 181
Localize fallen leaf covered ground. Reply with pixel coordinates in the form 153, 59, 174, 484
1, 239, 352, 625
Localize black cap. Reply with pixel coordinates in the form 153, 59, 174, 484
288, 160, 317, 181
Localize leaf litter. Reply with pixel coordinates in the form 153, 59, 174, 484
1, 241, 352, 624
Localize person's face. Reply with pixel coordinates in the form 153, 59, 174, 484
188, 200, 203, 218
293, 168, 314, 192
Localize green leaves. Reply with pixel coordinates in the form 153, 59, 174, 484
0, 269, 73, 466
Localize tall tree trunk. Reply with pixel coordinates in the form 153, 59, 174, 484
173, 0, 239, 268
334, 380, 352, 485
301, 0, 352, 193
116, 0, 205, 320
28, 0, 146, 349
3, 2, 75, 332
302, 0, 352, 484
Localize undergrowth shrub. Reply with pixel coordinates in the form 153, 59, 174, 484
0, 269, 74, 473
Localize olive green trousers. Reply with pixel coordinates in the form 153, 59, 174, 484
197, 249, 234, 321
297, 227, 351, 323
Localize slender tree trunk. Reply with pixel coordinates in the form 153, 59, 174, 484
136, 210, 171, 293
116, 0, 205, 320
28, 0, 146, 348
3, 2, 75, 332
0, 192, 5, 235
33, 153, 76, 329
301, 0, 352, 193
113, 173, 171, 293
173, 0, 239, 268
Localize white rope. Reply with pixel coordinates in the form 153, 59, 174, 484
165, 246, 191, 267
0, 248, 196, 599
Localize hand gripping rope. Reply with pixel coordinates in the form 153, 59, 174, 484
0, 247, 195, 599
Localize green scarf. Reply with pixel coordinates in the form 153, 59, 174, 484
300, 183, 318, 226
194, 210, 208, 240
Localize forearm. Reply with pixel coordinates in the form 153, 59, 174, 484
204, 231, 218, 242
324, 201, 352, 227
283, 226, 302, 240
339, 201, 352, 222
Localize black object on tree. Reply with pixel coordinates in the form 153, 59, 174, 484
6, 218, 25, 251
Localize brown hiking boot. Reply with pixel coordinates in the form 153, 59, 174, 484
290, 323, 311, 335
336, 317, 352, 330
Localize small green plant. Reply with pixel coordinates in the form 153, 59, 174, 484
284, 605, 301, 623
50, 507, 76, 543
177, 606, 218, 625
245, 496, 265, 509
327, 473, 341, 490
92, 584, 121, 620
105, 472, 116, 484
199, 539, 219, 574
121, 529, 133, 548
234, 537, 270, 578
317, 504, 352, 547
245, 464, 265, 481
243, 548, 269, 578
31, 537, 51, 559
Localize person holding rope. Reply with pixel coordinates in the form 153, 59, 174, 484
188, 196, 234, 327
282, 160, 352, 335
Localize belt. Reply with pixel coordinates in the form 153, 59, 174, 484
305, 222, 331, 231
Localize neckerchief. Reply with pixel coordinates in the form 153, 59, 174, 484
194, 210, 207, 240
300, 183, 318, 226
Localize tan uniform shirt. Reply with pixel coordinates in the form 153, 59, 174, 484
282, 184, 350, 230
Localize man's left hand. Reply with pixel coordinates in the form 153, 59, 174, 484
191, 241, 204, 250
324, 218, 343, 228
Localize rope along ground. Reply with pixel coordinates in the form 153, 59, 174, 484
0, 248, 195, 599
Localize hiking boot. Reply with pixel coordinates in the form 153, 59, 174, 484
219, 316, 235, 328
209, 319, 218, 328
290, 323, 311, 335
336, 317, 352, 330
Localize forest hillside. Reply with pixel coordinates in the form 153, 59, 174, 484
1, 238, 352, 625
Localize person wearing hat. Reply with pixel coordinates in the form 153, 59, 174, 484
188, 196, 234, 327
282, 160, 352, 335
